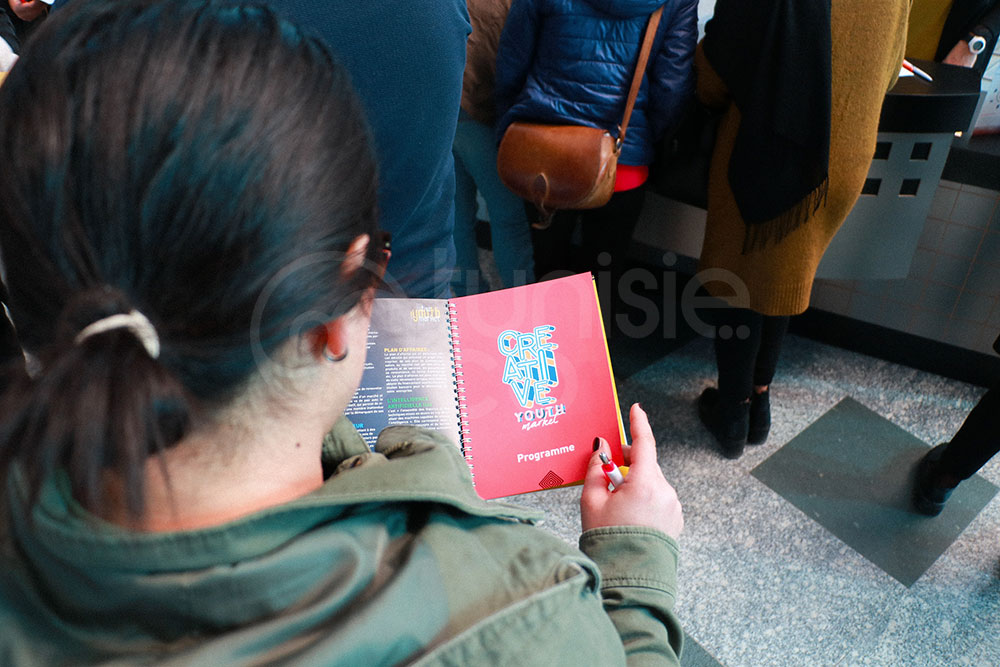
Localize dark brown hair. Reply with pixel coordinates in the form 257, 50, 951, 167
0, 0, 380, 516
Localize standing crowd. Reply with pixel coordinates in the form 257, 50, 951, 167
0, 0, 997, 664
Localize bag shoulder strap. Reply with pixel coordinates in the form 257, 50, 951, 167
617, 6, 664, 147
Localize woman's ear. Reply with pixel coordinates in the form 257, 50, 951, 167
304, 233, 372, 361
304, 317, 350, 362
322, 318, 350, 362
341, 234, 370, 279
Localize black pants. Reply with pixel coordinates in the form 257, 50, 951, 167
531, 187, 645, 280
712, 307, 790, 404
936, 386, 1000, 481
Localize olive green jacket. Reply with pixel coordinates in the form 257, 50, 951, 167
0, 420, 682, 665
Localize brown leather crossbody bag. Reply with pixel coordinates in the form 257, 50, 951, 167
496, 7, 662, 217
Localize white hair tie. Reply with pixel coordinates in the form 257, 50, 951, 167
74, 310, 161, 359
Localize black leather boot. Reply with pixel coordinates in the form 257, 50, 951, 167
912, 443, 957, 516
698, 387, 748, 459
748, 389, 771, 445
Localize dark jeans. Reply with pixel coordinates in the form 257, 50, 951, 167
530, 187, 645, 280
712, 307, 790, 404
936, 386, 1000, 481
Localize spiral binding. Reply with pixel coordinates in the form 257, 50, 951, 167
447, 302, 474, 481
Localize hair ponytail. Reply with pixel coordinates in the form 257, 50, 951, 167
0, 291, 193, 517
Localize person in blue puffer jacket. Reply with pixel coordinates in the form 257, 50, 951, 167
496, 0, 697, 280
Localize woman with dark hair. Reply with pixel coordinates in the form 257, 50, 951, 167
0, 1, 684, 663
694, 0, 910, 459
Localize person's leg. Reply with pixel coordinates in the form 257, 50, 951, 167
914, 387, 1000, 515
933, 387, 1000, 481
451, 117, 485, 296
574, 187, 645, 327
699, 306, 763, 458
531, 209, 577, 280
747, 315, 790, 444
714, 307, 763, 405
452, 118, 534, 287
752, 315, 790, 389
577, 187, 645, 275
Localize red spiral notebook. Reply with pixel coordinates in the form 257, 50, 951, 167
344, 272, 625, 499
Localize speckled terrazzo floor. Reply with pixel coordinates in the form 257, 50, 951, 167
501, 333, 1000, 667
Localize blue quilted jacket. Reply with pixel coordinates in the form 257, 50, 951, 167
495, 0, 698, 167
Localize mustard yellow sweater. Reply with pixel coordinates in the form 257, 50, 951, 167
695, 0, 910, 316
907, 0, 953, 60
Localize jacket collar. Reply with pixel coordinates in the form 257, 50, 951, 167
9, 419, 540, 573
3, 421, 541, 641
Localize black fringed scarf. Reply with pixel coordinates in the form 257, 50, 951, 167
703, 0, 832, 253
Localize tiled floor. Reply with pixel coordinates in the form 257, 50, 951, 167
753, 397, 997, 588
504, 333, 1000, 667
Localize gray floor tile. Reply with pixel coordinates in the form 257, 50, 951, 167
682, 634, 725, 667
751, 397, 997, 587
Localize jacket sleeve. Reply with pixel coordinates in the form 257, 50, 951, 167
969, 2, 1000, 46
938, 0, 1000, 63
579, 527, 683, 667
647, 0, 698, 141
494, 0, 540, 134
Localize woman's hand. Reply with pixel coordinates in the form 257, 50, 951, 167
9, 0, 48, 22
943, 40, 978, 68
581, 403, 683, 539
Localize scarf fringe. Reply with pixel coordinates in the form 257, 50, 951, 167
741, 177, 829, 254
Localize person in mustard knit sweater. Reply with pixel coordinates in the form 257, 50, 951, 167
694, 0, 910, 459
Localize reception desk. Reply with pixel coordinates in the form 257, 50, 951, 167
642, 59, 982, 280
816, 59, 982, 279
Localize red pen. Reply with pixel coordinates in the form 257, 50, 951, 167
599, 452, 626, 491
902, 59, 933, 82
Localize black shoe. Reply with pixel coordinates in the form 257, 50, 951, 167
698, 387, 748, 459
912, 443, 956, 516
748, 389, 771, 445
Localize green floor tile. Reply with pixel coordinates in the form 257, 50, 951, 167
751, 397, 997, 587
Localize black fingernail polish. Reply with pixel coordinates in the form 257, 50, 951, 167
593, 437, 601, 451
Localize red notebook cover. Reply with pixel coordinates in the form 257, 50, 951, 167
450, 273, 624, 498
345, 272, 625, 499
